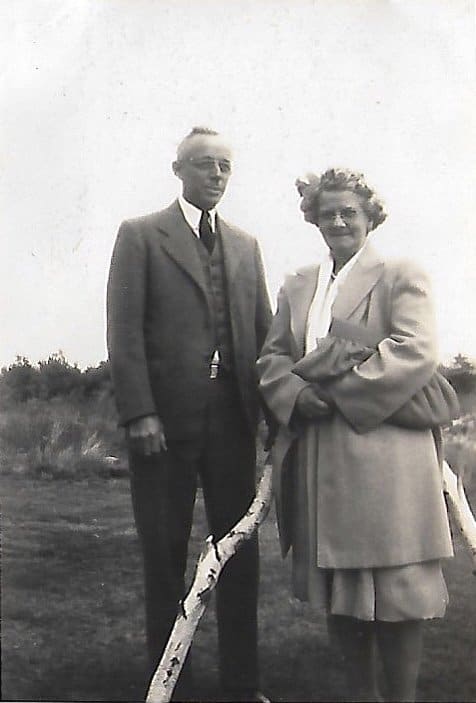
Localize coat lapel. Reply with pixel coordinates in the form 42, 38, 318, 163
153, 200, 210, 302
286, 266, 319, 355
218, 217, 246, 289
332, 243, 384, 320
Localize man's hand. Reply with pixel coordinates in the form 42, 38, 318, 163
295, 386, 332, 420
127, 415, 167, 456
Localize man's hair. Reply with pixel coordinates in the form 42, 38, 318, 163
176, 127, 220, 161
186, 126, 219, 139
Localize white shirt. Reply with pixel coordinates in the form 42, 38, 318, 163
305, 241, 368, 353
178, 195, 217, 237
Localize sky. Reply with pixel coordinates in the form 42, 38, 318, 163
1, 0, 475, 368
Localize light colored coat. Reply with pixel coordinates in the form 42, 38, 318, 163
257, 243, 453, 568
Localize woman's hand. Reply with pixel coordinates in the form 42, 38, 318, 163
295, 386, 333, 420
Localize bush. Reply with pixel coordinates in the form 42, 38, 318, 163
81, 361, 112, 397
440, 355, 476, 395
0, 356, 40, 403
37, 352, 83, 400
0, 355, 113, 408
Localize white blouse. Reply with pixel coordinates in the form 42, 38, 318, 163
305, 241, 368, 353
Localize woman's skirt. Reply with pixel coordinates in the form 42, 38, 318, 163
292, 425, 449, 621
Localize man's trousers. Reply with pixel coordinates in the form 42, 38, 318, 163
128, 375, 259, 695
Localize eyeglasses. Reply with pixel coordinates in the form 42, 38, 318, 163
185, 157, 232, 174
318, 207, 360, 222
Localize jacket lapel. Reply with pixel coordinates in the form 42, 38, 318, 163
332, 243, 384, 320
286, 266, 319, 355
218, 217, 246, 288
153, 200, 210, 303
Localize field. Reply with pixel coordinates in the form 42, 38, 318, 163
1, 470, 476, 702
1, 389, 476, 702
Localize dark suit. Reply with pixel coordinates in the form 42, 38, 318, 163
107, 200, 272, 694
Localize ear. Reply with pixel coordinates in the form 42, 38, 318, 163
172, 160, 181, 178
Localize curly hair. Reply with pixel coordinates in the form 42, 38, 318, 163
296, 168, 387, 232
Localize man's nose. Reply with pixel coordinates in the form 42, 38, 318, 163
209, 161, 222, 177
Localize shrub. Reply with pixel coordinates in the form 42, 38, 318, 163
0, 355, 113, 408
440, 355, 476, 395
81, 361, 112, 397
37, 352, 83, 400
0, 356, 40, 403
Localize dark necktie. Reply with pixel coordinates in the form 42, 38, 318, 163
199, 210, 215, 254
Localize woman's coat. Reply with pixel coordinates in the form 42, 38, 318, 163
257, 243, 453, 569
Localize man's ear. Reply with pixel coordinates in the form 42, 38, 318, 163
172, 160, 181, 178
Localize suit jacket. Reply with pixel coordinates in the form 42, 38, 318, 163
257, 243, 453, 567
107, 200, 272, 438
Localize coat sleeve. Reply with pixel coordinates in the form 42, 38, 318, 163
257, 284, 310, 428
106, 220, 157, 425
327, 261, 439, 433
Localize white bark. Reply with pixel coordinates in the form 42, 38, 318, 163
146, 464, 273, 703
443, 460, 476, 573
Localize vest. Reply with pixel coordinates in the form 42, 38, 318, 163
194, 227, 234, 372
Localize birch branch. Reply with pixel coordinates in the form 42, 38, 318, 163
442, 460, 476, 573
146, 464, 273, 703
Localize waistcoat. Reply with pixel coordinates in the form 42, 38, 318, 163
194, 228, 234, 371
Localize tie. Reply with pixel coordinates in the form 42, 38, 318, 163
199, 210, 215, 254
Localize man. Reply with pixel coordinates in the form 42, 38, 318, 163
107, 127, 272, 702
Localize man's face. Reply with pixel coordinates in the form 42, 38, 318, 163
173, 135, 233, 211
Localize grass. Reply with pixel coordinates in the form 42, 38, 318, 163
1, 400, 475, 701
1, 469, 476, 702
0, 395, 126, 480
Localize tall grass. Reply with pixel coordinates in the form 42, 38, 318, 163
1, 389, 475, 489
0, 393, 126, 479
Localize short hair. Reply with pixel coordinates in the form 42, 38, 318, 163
176, 126, 220, 160
296, 168, 387, 232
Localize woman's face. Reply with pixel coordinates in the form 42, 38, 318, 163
317, 190, 372, 264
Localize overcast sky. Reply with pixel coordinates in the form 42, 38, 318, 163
2, 0, 475, 368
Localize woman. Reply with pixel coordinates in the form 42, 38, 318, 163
257, 169, 455, 702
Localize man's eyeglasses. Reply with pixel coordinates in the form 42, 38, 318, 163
185, 157, 232, 174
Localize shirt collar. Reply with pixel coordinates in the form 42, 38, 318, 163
178, 195, 217, 236
327, 237, 369, 285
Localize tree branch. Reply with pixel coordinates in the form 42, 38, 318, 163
443, 460, 476, 573
146, 464, 273, 703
